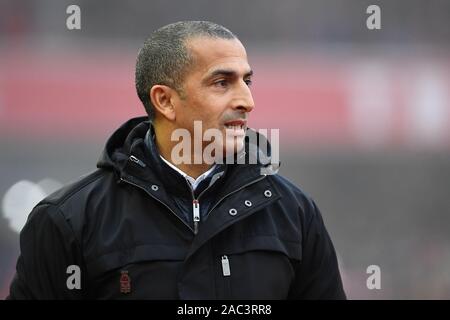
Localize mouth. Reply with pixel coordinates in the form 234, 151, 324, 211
223, 119, 247, 131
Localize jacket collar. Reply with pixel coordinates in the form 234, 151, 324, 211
142, 124, 228, 198
97, 116, 279, 200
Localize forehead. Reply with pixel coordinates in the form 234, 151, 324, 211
185, 37, 251, 77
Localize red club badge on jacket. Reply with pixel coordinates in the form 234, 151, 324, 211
120, 270, 131, 294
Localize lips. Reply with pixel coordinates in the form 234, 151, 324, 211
224, 119, 247, 130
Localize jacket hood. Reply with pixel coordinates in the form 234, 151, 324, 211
97, 116, 150, 174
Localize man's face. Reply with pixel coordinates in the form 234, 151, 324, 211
172, 37, 255, 160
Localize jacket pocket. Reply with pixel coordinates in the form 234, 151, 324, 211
86, 244, 186, 299
215, 235, 302, 299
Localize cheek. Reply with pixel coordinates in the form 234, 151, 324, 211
181, 91, 228, 129
175, 98, 200, 127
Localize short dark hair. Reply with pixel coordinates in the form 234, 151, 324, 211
135, 21, 237, 121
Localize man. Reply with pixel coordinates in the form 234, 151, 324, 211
8, 21, 346, 299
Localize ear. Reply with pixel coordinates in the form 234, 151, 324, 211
150, 85, 176, 121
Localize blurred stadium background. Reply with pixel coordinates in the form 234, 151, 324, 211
1, 0, 449, 299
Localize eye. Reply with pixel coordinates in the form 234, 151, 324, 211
213, 79, 228, 88
244, 79, 253, 86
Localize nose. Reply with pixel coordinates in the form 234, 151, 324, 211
232, 81, 254, 113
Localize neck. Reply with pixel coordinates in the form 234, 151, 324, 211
153, 122, 213, 179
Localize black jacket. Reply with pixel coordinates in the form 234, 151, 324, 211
8, 116, 346, 300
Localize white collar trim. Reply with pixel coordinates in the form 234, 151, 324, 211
159, 155, 217, 191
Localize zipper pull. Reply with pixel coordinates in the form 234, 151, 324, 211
221, 255, 231, 276
129, 155, 146, 168
193, 199, 200, 234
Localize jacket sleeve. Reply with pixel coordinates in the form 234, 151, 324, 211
288, 199, 346, 300
7, 203, 86, 300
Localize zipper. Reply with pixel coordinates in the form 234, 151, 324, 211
192, 199, 200, 234
124, 155, 268, 236
122, 156, 218, 236
221, 255, 232, 298
189, 172, 267, 233
119, 175, 195, 234
184, 179, 201, 235
184, 170, 219, 235
221, 255, 231, 276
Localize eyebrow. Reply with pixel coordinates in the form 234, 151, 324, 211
204, 68, 253, 82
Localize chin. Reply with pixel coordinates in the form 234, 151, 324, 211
223, 137, 245, 158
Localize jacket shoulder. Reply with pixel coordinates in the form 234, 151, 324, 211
268, 174, 314, 206
40, 169, 107, 207
35, 169, 114, 238
267, 174, 320, 225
